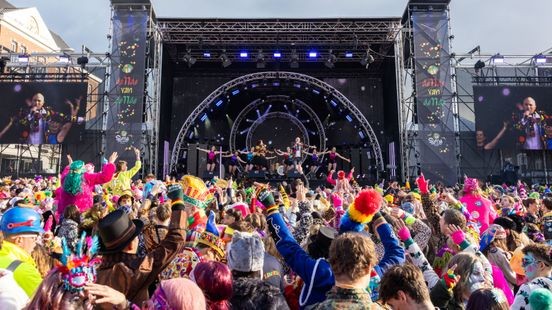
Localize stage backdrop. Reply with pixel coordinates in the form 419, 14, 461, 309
0, 82, 87, 144
474, 86, 552, 151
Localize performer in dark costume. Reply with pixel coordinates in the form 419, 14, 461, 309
326, 146, 350, 172
197, 146, 224, 172
222, 151, 246, 177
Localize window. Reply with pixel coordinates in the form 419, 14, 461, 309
11, 40, 18, 52
20, 45, 26, 54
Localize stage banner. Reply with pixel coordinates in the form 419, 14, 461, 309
412, 10, 457, 184
0, 82, 87, 145
106, 8, 148, 159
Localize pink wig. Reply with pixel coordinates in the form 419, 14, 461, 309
463, 177, 479, 193
161, 278, 207, 310
192, 261, 233, 310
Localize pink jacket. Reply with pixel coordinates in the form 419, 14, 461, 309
56, 163, 115, 219
459, 193, 496, 234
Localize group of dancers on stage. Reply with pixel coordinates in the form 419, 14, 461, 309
197, 137, 351, 177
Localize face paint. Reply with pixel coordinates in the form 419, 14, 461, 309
468, 262, 486, 293
522, 253, 540, 280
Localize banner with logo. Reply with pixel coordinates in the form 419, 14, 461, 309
107, 9, 148, 160
412, 10, 457, 184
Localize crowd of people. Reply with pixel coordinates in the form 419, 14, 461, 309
0, 152, 551, 310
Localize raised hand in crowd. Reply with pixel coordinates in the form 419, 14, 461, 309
108, 151, 118, 164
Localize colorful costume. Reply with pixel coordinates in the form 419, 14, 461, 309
56, 160, 115, 219
105, 160, 141, 196
459, 177, 496, 234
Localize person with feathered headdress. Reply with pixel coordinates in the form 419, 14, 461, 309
55, 153, 118, 221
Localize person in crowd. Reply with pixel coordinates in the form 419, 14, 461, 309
228, 230, 289, 309
379, 264, 436, 310
142, 202, 171, 252
192, 261, 233, 310
480, 224, 517, 288
523, 197, 541, 225
466, 288, 510, 310
95, 182, 188, 308
56, 152, 117, 219
315, 232, 384, 309
86, 278, 207, 310
56, 204, 81, 252
0, 267, 29, 309
0, 207, 44, 297
543, 197, 552, 244
459, 177, 496, 234
106, 147, 141, 196
511, 243, 552, 310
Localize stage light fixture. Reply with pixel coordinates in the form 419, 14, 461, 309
345, 51, 354, 58
77, 56, 88, 69
220, 51, 232, 68
256, 49, 266, 69
17, 54, 29, 63
290, 49, 299, 68
200, 113, 208, 122
203, 52, 211, 58
273, 51, 282, 58
534, 54, 547, 64
324, 50, 337, 68
183, 49, 196, 68
491, 53, 504, 64
474, 60, 485, 72
239, 51, 248, 58
308, 51, 318, 58
360, 50, 374, 69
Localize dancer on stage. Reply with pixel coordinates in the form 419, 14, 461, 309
197, 146, 224, 172
274, 147, 295, 172
327, 146, 350, 172
222, 151, 246, 176
291, 137, 311, 173
252, 140, 270, 171
303, 146, 327, 176
239, 148, 255, 172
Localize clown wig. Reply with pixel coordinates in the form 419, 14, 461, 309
63, 161, 86, 196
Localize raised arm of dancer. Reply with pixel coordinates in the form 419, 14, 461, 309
336, 152, 350, 162
484, 121, 508, 150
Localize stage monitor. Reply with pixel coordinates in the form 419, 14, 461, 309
474, 85, 552, 151
0, 82, 87, 144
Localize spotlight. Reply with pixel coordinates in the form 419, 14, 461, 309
17, 54, 29, 63
183, 49, 196, 68
220, 50, 232, 68
203, 52, 211, 58
474, 60, 485, 73
239, 51, 248, 58
345, 51, 353, 58
534, 54, 547, 64
256, 49, 266, 69
324, 50, 337, 68
77, 56, 89, 69
360, 50, 374, 69
290, 49, 299, 69
491, 53, 504, 64
308, 51, 318, 58
273, 51, 282, 58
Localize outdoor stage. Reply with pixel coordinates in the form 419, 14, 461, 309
158, 18, 403, 184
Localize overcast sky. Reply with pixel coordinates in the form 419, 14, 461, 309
10, 0, 552, 56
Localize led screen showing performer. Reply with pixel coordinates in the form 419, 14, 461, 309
474, 86, 552, 151
0, 82, 87, 144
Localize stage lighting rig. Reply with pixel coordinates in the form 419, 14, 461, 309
360, 50, 374, 69
256, 49, 266, 69
491, 53, 504, 64
290, 49, 299, 69
220, 50, 232, 68
77, 56, 89, 69
474, 60, 485, 73
183, 49, 196, 68
534, 53, 547, 64
324, 50, 337, 68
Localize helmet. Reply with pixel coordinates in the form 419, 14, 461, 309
0, 207, 43, 235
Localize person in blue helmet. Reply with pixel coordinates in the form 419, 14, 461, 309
0, 206, 44, 297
